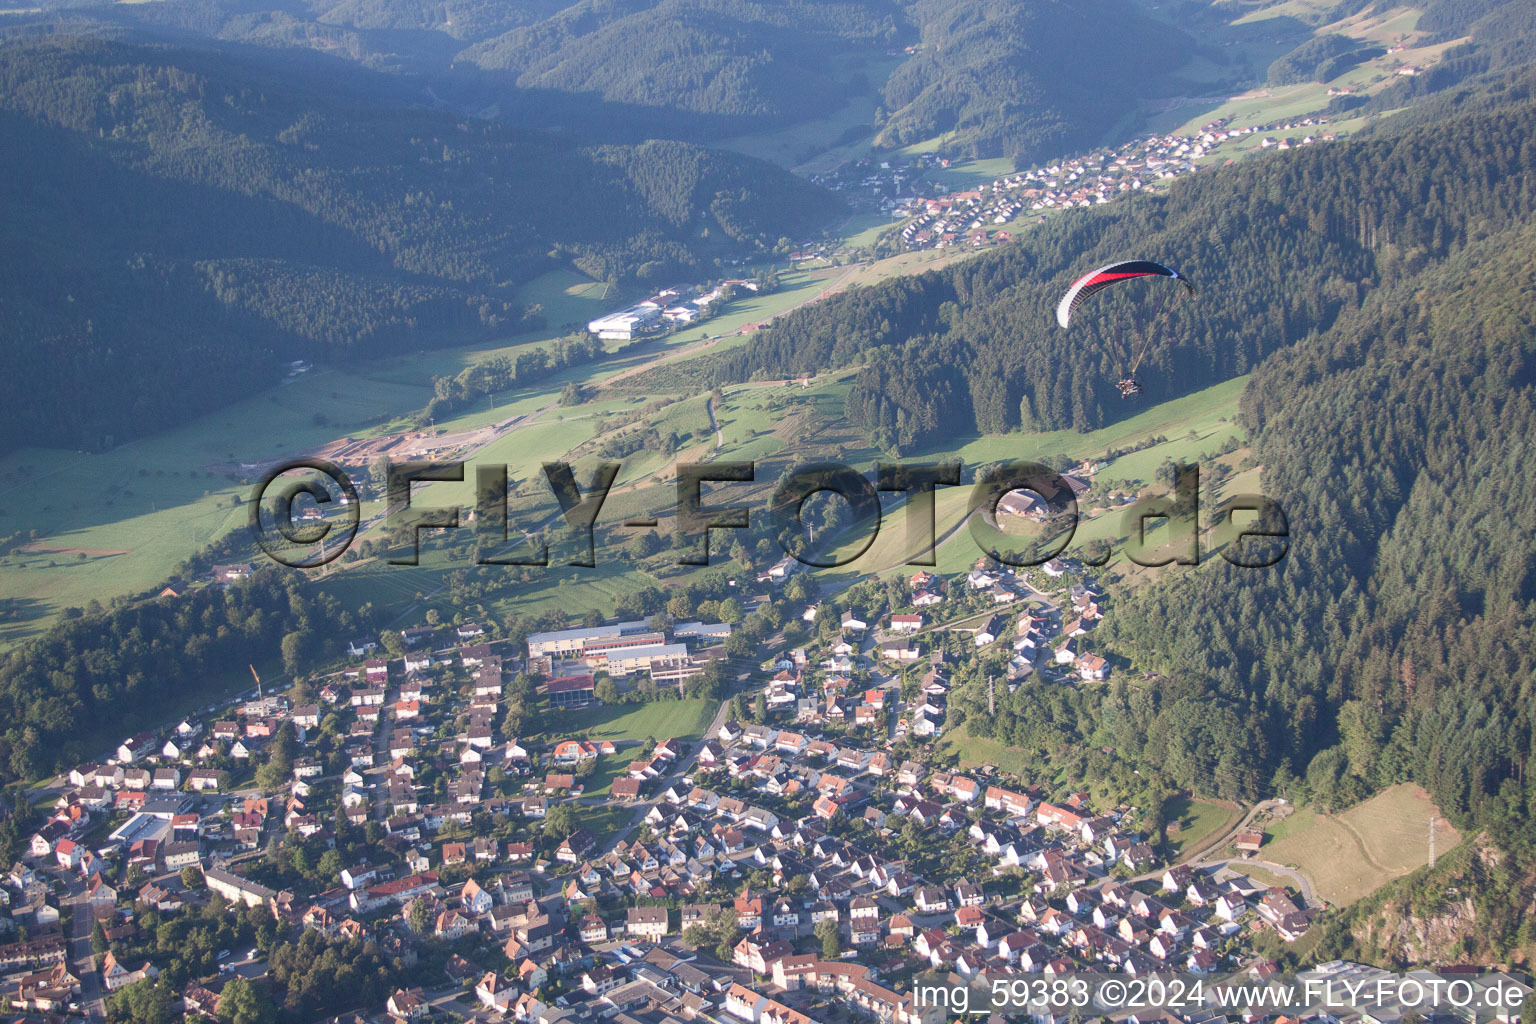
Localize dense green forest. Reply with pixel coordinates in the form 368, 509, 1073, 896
0, 571, 376, 782
1342, 0, 1536, 117
458, 0, 902, 122
944, 217, 1536, 832
0, 33, 840, 452
1104, 221, 1536, 833
1268, 33, 1360, 84
61, 0, 904, 138
1104, 218, 1536, 963
28, 0, 1213, 161
877, 0, 1193, 161
22, 0, 1534, 170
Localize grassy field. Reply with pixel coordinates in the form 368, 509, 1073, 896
1261, 785, 1461, 906
0, 362, 446, 643
839, 212, 901, 251
574, 803, 634, 839
307, 364, 1256, 625
577, 750, 635, 798
519, 269, 613, 332
941, 724, 1035, 778
315, 545, 672, 629
537, 699, 718, 744
1098, 418, 1244, 483
1163, 794, 1246, 860
921, 376, 1249, 468
798, 376, 1252, 583
925, 156, 1018, 191
0, 264, 840, 643
840, 246, 978, 289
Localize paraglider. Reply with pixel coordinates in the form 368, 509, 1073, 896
1056, 260, 1195, 397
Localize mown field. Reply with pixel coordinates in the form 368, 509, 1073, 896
1261, 784, 1461, 906
1163, 794, 1247, 860
537, 698, 718, 744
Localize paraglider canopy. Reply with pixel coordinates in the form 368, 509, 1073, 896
1055, 260, 1195, 397
1056, 260, 1193, 329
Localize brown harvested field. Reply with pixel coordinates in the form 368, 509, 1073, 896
1262, 785, 1460, 906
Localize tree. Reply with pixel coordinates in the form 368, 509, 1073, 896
687, 659, 725, 701
217, 977, 276, 1024
316, 848, 343, 882
279, 630, 312, 678
180, 865, 204, 889
108, 979, 175, 1024
718, 597, 744, 625
501, 701, 528, 739
406, 898, 432, 935
683, 906, 740, 961
629, 532, 663, 559
752, 694, 767, 723
543, 805, 576, 840
254, 743, 292, 793
594, 678, 622, 705
380, 630, 406, 658
728, 541, 752, 572
815, 917, 841, 960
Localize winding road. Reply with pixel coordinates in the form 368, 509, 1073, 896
706, 396, 724, 451
1129, 798, 1321, 907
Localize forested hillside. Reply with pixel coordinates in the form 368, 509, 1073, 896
877, 0, 1193, 161
1334, 0, 1536, 118
691, 98, 1536, 454
1101, 217, 1536, 964
34, 0, 1208, 162
0, 34, 840, 452
66, 0, 903, 137
700, 78, 1536, 962
459, 0, 901, 124
0, 572, 375, 782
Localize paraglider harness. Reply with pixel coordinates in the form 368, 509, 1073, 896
1057, 261, 1195, 402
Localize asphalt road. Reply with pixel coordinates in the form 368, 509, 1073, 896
1126, 798, 1320, 906
1208, 857, 1317, 906
63, 874, 107, 1020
